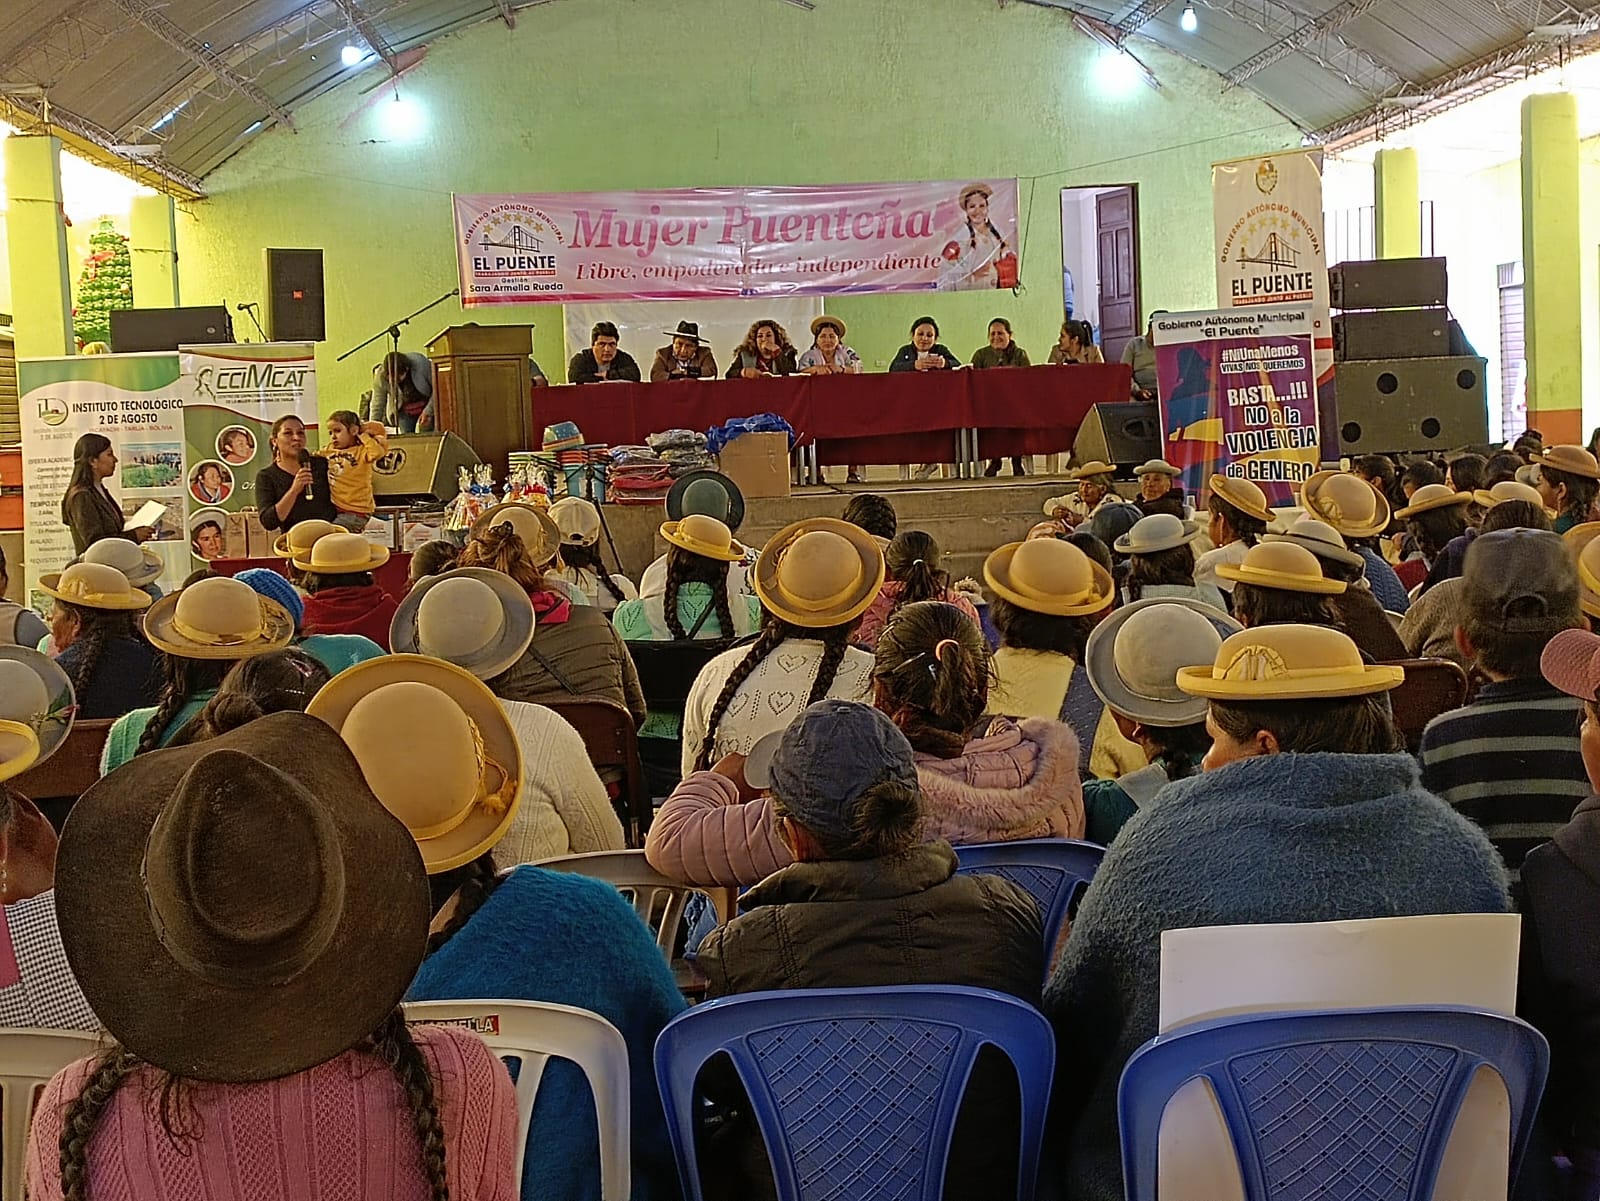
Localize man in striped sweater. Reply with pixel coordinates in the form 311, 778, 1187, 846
1420, 528, 1589, 879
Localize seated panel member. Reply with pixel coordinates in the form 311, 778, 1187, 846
650, 321, 718, 381
568, 321, 642, 384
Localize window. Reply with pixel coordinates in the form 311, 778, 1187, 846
1498, 261, 1526, 442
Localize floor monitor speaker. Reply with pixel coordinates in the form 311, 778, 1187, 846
1072, 401, 1160, 469
371, 432, 481, 504
265, 248, 326, 342
1335, 357, 1489, 456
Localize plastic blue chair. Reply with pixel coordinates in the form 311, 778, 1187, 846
1118, 1006, 1550, 1201
953, 838, 1106, 966
654, 985, 1055, 1201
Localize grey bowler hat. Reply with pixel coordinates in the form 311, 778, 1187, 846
1084, 597, 1241, 727
389, 567, 536, 680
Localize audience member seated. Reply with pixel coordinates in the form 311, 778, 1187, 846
726, 318, 799, 378
290, 531, 400, 650
234, 566, 386, 675
1447, 452, 1488, 497
0, 542, 47, 648
1352, 452, 1406, 520
1081, 598, 1238, 844
1194, 474, 1272, 595
26, 712, 515, 1201
1263, 519, 1407, 660
75, 535, 165, 599
855, 529, 981, 651
1486, 449, 1528, 487
1044, 461, 1119, 526
1132, 458, 1185, 518
1535, 444, 1600, 534
548, 496, 638, 613
650, 320, 718, 381
796, 315, 861, 376
888, 315, 961, 372
1120, 310, 1162, 401
460, 503, 646, 725
1218, 540, 1346, 628
1420, 529, 1588, 878
162, 647, 331, 746
1431, 480, 1553, 592
1045, 623, 1510, 1201
639, 470, 750, 598
1395, 483, 1471, 577
1299, 469, 1410, 611
405, 537, 460, 593
1399, 457, 1445, 499
681, 518, 880, 776
840, 491, 897, 543
40, 562, 161, 717
102, 576, 297, 772
983, 537, 1144, 779
568, 320, 642, 384
1114, 513, 1225, 611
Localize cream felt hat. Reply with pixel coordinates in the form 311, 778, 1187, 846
0, 721, 39, 783
472, 502, 562, 567
549, 496, 601, 546
0, 647, 74, 771
1395, 484, 1473, 519
1070, 460, 1116, 481
1176, 623, 1405, 700
754, 518, 885, 628
39, 561, 153, 611
984, 538, 1116, 617
1300, 470, 1390, 537
1563, 523, 1600, 618
78, 537, 163, 586
389, 568, 536, 680
661, 514, 746, 563
1134, 459, 1182, 478
1262, 518, 1364, 570
1114, 513, 1201, 555
1533, 444, 1600, 480
272, 518, 341, 559
144, 576, 295, 660
1474, 479, 1557, 516
1216, 541, 1347, 595
1084, 598, 1241, 727
1208, 474, 1275, 524
307, 655, 523, 874
291, 531, 390, 574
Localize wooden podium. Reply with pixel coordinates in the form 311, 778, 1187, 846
425, 324, 535, 480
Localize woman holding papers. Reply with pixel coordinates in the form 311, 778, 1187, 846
60, 433, 155, 555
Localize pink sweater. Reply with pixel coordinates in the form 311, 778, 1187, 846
26, 1025, 517, 1201
854, 582, 982, 652
645, 717, 1085, 887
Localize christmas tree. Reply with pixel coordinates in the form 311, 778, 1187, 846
74, 219, 134, 346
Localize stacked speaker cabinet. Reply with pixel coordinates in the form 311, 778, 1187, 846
1071, 401, 1160, 468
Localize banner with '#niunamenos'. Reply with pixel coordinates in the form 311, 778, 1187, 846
453, 179, 1022, 304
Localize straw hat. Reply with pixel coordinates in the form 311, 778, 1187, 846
1176, 624, 1406, 700
291, 530, 390, 574
1299, 470, 1390, 537
1533, 444, 1600, 480
54, 712, 430, 1083
754, 518, 885, 628
1262, 518, 1364, 570
667, 470, 746, 532
307, 655, 523, 874
78, 537, 163, 586
1084, 598, 1241, 727
810, 315, 847, 339
1564, 523, 1600, 618
661, 514, 746, 562
1070, 460, 1116, 481
0, 646, 74, 772
1216, 541, 1347, 594
144, 576, 295, 660
983, 538, 1116, 617
958, 182, 994, 207
39, 561, 153, 611
1114, 513, 1201, 556
272, 518, 341, 559
1394, 484, 1473, 519
1134, 459, 1182, 478
0, 722, 39, 783
472, 502, 562, 566
390, 568, 536, 680
1208, 474, 1275, 524
549, 496, 601, 546
1473, 480, 1555, 515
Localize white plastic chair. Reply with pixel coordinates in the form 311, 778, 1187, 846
405, 999, 631, 1201
534, 849, 692, 955
1, 1027, 101, 1201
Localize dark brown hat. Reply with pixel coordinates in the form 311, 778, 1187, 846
54, 711, 430, 1083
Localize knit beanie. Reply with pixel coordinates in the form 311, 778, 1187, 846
235, 568, 305, 631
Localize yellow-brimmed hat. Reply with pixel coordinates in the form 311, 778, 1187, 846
291, 531, 390, 574
1176, 624, 1405, 700
40, 561, 153, 611
984, 538, 1116, 617
1473, 480, 1555, 516
472, 502, 562, 567
661, 514, 746, 563
1395, 484, 1473, 519
1300, 470, 1390, 537
810, 315, 847, 339
754, 518, 885, 628
0, 720, 40, 783
1565, 523, 1600, 619
144, 576, 295, 660
1217, 541, 1347, 594
273, 519, 342, 559
1534, 444, 1600, 480
307, 655, 523, 874
1208, 474, 1275, 524
1070, 460, 1116, 481
958, 182, 993, 208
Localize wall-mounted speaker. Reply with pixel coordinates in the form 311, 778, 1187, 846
1072, 401, 1160, 469
265, 248, 326, 342
1336, 357, 1490, 456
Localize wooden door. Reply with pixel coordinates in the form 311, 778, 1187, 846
1096, 187, 1140, 365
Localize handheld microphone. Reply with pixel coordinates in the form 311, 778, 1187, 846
297, 449, 314, 501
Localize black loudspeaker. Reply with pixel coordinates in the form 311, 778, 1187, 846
1336, 357, 1490, 456
1073, 401, 1160, 468
110, 306, 233, 352
371, 432, 481, 504
265, 248, 326, 342
1333, 309, 1449, 361
1329, 257, 1449, 310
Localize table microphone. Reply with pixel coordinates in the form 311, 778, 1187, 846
297, 449, 314, 500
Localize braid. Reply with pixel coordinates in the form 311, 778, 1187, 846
694, 621, 785, 770
987, 219, 1005, 250
369, 1010, 449, 1201
565, 545, 627, 603
711, 572, 736, 642
426, 852, 503, 955
58, 1047, 139, 1201
966, 217, 977, 251
663, 549, 690, 640
135, 657, 193, 757
61, 605, 128, 699
806, 623, 854, 706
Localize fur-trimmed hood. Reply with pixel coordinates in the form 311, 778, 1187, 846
915, 716, 1085, 843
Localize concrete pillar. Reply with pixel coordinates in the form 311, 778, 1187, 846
130, 193, 180, 308
1522, 92, 1583, 445
3, 136, 74, 357
1373, 147, 1421, 259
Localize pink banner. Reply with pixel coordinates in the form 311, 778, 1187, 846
453, 180, 1022, 305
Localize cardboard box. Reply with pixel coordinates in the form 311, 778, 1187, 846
241, 510, 273, 558
716, 431, 791, 499
224, 511, 253, 560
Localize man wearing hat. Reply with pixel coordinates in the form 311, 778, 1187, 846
650, 321, 718, 381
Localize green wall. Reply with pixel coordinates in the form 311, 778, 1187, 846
175, 0, 1296, 414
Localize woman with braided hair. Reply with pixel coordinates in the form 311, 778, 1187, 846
162, 648, 332, 747
854, 529, 981, 651
39, 562, 161, 719
24, 713, 516, 1201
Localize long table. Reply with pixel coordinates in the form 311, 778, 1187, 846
541, 364, 1133, 470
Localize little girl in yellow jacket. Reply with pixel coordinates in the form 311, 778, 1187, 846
317, 409, 389, 532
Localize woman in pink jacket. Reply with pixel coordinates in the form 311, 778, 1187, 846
645, 599, 1085, 887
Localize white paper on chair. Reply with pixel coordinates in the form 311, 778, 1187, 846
1152, 913, 1522, 1201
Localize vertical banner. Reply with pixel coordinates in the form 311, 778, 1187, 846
1212, 151, 1335, 459
180, 344, 318, 566
1154, 306, 1320, 508
18, 353, 190, 606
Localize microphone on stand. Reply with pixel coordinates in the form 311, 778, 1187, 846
297, 449, 314, 501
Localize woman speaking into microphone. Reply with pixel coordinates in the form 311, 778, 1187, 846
256, 415, 335, 535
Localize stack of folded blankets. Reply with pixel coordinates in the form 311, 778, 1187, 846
607, 445, 673, 506
647, 428, 715, 475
